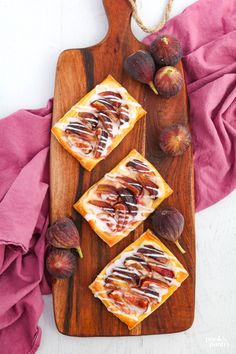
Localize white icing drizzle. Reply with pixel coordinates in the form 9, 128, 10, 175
84, 158, 166, 234
92, 242, 187, 320
55, 82, 144, 159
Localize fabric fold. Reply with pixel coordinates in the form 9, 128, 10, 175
144, 0, 236, 211
0, 101, 52, 354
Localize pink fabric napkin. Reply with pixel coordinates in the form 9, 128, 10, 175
144, 0, 236, 211
0, 0, 236, 353
0, 101, 52, 354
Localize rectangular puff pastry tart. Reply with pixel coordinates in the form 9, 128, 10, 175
74, 149, 173, 247
51, 75, 146, 171
89, 229, 189, 330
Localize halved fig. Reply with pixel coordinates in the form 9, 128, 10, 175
66, 134, 93, 154
124, 256, 150, 276
137, 174, 159, 199
98, 113, 114, 137
117, 176, 143, 199
123, 291, 149, 312
141, 277, 169, 289
113, 267, 140, 286
88, 200, 114, 215
126, 159, 155, 175
114, 202, 130, 232
99, 91, 122, 108
119, 104, 130, 126
91, 99, 118, 121
118, 188, 138, 216
149, 264, 175, 279
65, 122, 95, 142
96, 184, 119, 203
78, 112, 99, 129
108, 290, 131, 314
94, 128, 109, 158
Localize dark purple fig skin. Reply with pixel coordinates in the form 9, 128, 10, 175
46, 248, 77, 279
154, 66, 183, 98
152, 207, 186, 253
159, 124, 191, 156
123, 50, 157, 94
46, 217, 83, 258
150, 34, 183, 67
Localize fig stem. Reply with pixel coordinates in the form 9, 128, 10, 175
175, 240, 186, 254
76, 247, 83, 258
149, 81, 158, 95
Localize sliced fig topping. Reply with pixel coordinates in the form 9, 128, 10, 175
91, 99, 118, 121
118, 188, 138, 216
117, 176, 143, 199
105, 275, 130, 290
98, 213, 117, 232
137, 245, 164, 257
108, 290, 131, 314
66, 134, 93, 154
94, 128, 109, 158
123, 291, 149, 312
99, 91, 122, 108
78, 112, 99, 129
126, 159, 155, 175
113, 267, 140, 285
114, 202, 130, 232
65, 121, 95, 142
88, 200, 114, 215
96, 184, 119, 203
98, 113, 114, 137
76, 141, 93, 154
124, 256, 150, 276
119, 104, 130, 126
149, 264, 175, 279
137, 246, 169, 265
141, 277, 169, 289
131, 287, 160, 300
137, 174, 159, 199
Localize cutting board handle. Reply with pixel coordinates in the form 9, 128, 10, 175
103, 0, 139, 44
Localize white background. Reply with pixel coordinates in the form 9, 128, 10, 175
1, 1, 235, 353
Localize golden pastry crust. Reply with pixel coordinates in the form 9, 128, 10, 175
74, 149, 173, 247
51, 75, 146, 171
89, 229, 189, 330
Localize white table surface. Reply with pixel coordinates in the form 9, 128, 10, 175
1, 1, 235, 353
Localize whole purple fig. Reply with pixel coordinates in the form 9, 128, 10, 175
123, 50, 158, 94
46, 248, 77, 279
152, 207, 186, 254
150, 34, 182, 67
154, 66, 183, 98
46, 217, 83, 258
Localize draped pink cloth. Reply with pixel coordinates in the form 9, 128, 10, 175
144, 0, 236, 211
0, 0, 236, 352
0, 101, 52, 354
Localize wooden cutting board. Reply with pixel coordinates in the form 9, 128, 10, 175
50, 0, 195, 336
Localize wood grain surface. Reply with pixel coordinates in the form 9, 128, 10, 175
50, 0, 195, 336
